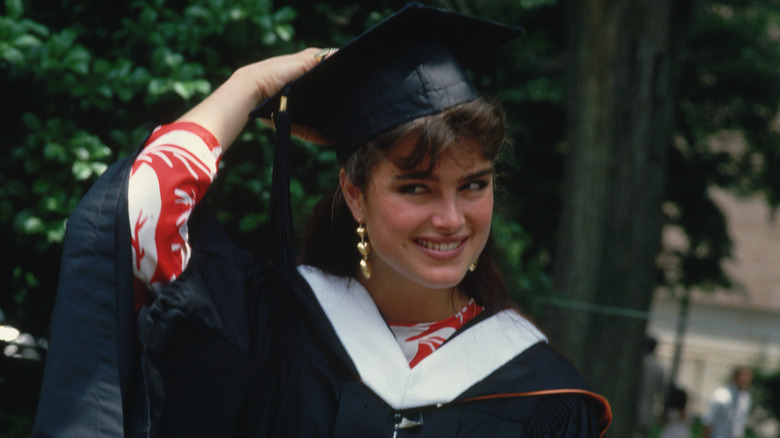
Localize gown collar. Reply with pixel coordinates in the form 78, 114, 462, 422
298, 265, 547, 410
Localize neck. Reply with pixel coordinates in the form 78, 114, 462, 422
357, 269, 469, 324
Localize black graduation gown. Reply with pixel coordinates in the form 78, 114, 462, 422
33, 155, 611, 437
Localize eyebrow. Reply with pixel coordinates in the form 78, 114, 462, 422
395, 166, 494, 183
463, 167, 495, 182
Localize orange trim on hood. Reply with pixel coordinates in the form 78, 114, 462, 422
463, 389, 612, 437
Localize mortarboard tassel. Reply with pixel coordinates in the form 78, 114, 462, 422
268, 94, 297, 272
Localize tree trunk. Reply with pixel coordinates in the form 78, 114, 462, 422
543, 0, 686, 436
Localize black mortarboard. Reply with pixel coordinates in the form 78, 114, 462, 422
250, 2, 523, 161
251, 3, 523, 271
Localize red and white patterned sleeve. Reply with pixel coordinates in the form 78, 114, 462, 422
128, 122, 222, 310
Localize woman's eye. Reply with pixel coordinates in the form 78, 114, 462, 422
399, 184, 427, 195
462, 180, 489, 191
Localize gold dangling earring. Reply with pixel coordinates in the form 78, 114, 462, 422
469, 260, 478, 272
356, 223, 372, 280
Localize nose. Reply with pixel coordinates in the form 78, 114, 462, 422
430, 194, 464, 231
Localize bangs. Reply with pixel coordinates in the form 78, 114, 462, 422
344, 98, 505, 189
381, 99, 505, 173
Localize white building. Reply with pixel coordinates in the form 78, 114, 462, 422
648, 187, 780, 436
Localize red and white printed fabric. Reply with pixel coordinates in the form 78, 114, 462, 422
128, 122, 222, 310
389, 299, 484, 368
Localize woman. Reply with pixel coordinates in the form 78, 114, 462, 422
35, 4, 610, 437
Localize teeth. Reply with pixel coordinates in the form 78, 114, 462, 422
418, 239, 461, 251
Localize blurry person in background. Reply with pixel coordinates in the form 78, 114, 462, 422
635, 336, 666, 438
701, 366, 753, 438
659, 386, 691, 438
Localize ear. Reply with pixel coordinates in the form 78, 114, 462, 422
339, 168, 365, 222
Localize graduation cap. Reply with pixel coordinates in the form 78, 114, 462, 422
251, 2, 523, 160
250, 2, 523, 271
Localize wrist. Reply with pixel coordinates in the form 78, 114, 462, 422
229, 63, 267, 110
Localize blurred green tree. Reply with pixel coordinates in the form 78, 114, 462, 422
540, 1, 780, 436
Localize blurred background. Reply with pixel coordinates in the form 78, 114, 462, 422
3, 0, 780, 437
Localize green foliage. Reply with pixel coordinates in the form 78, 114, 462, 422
492, 212, 552, 313
752, 368, 780, 421
0, 408, 34, 438
0, 0, 299, 336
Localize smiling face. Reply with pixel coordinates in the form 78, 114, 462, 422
342, 135, 494, 294
315, 98, 508, 320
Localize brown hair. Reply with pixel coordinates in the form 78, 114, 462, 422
299, 98, 514, 312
